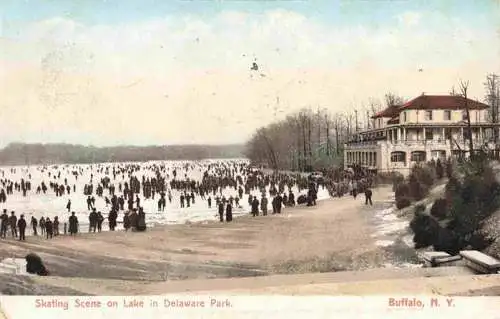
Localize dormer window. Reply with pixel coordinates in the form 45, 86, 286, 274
444, 110, 451, 121
425, 111, 433, 121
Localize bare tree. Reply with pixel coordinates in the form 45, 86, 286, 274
459, 79, 474, 157
485, 74, 500, 146
324, 111, 331, 156
384, 92, 404, 108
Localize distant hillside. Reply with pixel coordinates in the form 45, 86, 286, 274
0, 143, 246, 165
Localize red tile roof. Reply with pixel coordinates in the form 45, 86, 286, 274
371, 106, 401, 119
400, 95, 488, 111
387, 116, 399, 125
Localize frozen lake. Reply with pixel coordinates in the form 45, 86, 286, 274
0, 159, 330, 234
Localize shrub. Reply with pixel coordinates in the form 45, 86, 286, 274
411, 164, 436, 189
410, 154, 500, 255
435, 159, 444, 179
408, 175, 425, 201
396, 196, 411, 209
394, 182, 410, 198
445, 158, 454, 178
430, 198, 448, 220
410, 211, 439, 249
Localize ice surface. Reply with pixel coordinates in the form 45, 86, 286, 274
0, 159, 330, 235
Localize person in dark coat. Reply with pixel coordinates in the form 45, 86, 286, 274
9, 211, 18, 238
365, 188, 373, 205
39, 217, 45, 236
218, 202, 224, 222
17, 214, 27, 241
108, 209, 117, 231
45, 218, 53, 239
226, 203, 233, 222
136, 209, 146, 231
251, 197, 259, 217
0, 209, 8, 238
275, 194, 283, 214
97, 212, 104, 232
31, 216, 38, 236
69, 212, 78, 236
123, 211, 131, 231
53, 216, 60, 236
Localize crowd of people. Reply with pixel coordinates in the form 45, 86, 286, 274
0, 160, 375, 242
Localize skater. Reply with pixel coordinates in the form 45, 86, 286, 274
365, 188, 373, 206
17, 214, 26, 241
218, 202, 224, 222
226, 202, 233, 222
31, 216, 38, 236
69, 212, 78, 236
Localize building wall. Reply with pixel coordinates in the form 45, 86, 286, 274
373, 117, 390, 129
399, 109, 488, 125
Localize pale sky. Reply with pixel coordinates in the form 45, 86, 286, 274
1, 0, 499, 146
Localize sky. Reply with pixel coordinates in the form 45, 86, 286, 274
1, 0, 499, 146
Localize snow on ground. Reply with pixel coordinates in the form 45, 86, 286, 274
371, 206, 412, 248
0, 159, 330, 234
0, 258, 29, 275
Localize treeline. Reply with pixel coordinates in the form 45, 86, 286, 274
0, 143, 245, 165
245, 93, 404, 171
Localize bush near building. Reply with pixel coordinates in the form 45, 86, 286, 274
394, 162, 439, 209
409, 152, 500, 255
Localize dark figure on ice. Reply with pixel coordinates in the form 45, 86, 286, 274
108, 209, 117, 231
45, 218, 53, 239
97, 212, 104, 232
87, 196, 93, 210
226, 203, 233, 222
180, 194, 185, 208
89, 209, 98, 232
69, 212, 80, 235
123, 211, 131, 231
66, 199, 71, 212
1, 210, 8, 238
39, 217, 45, 236
136, 208, 146, 231
53, 216, 60, 236
260, 195, 268, 216
251, 197, 259, 217
17, 214, 26, 241
207, 196, 212, 209
365, 188, 373, 206
9, 211, 17, 238
31, 216, 38, 236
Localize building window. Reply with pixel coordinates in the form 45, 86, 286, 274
444, 110, 451, 121
373, 152, 377, 165
425, 111, 433, 121
462, 111, 468, 121
378, 118, 382, 128
390, 151, 406, 163
403, 112, 407, 122
411, 151, 426, 162
425, 129, 433, 140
